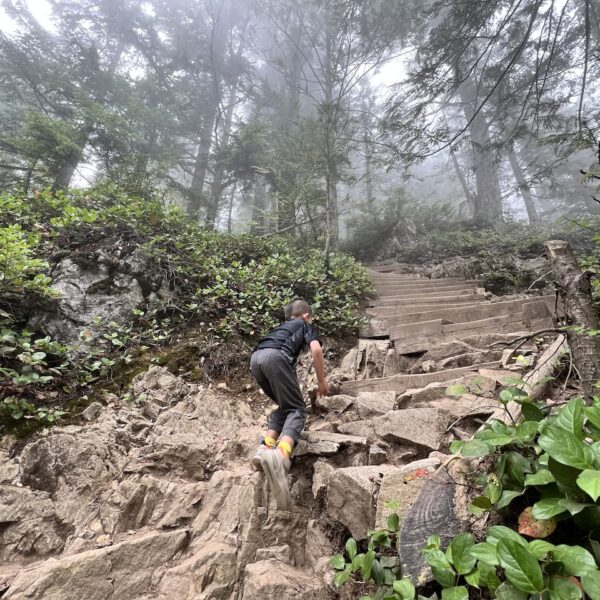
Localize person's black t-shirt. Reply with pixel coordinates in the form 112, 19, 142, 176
255, 319, 321, 364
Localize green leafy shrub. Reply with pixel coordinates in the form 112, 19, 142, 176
0, 225, 55, 297
329, 504, 416, 599
422, 527, 600, 600
0, 186, 372, 430
332, 381, 600, 600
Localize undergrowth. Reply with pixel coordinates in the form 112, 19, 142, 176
332, 376, 600, 600
0, 185, 372, 432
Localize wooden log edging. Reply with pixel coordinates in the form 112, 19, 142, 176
398, 335, 568, 583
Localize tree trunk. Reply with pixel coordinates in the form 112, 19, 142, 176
507, 141, 539, 223
450, 146, 475, 217
365, 142, 374, 215
457, 71, 503, 223
227, 183, 237, 234
250, 172, 267, 234
188, 108, 216, 220
186, 3, 230, 220
207, 83, 238, 229
545, 239, 600, 401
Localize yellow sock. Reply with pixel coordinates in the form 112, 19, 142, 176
264, 436, 277, 448
278, 440, 292, 458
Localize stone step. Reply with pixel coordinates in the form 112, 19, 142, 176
371, 295, 557, 323
339, 361, 501, 395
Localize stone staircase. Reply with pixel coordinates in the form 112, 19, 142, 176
293, 264, 560, 586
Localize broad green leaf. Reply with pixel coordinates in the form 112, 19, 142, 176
552, 545, 598, 576
464, 569, 480, 588
486, 526, 528, 548
577, 470, 600, 501
449, 533, 476, 575
548, 576, 583, 600
582, 569, 600, 600
329, 554, 345, 570
351, 553, 364, 573
387, 513, 400, 532
345, 538, 357, 560
477, 429, 514, 446
449, 440, 463, 454
556, 398, 585, 438
515, 421, 539, 442
334, 570, 350, 587
484, 477, 502, 503
538, 424, 595, 470
478, 561, 501, 592
432, 566, 456, 588
371, 558, 385, 584
548, 457, 582, 495
470, 496, 492, 511
528, 540, 556, 560
427, 534, 441, 549
469, 542, 499, 565
496, 490, 524, 509
440, 586, 468, 600
458, 439, 493, 457
496, 538, 545, 593
505, 451, 532, 488
494, 582, 528, 600
393, 578, 416, 600
421, 548, 452, 570
558, 498, 591, 515
362, 550, 376, 580
532, 498, 568, 519
525, 470, 556, 486
522, 402, 544, 422
586, 405, 600, 431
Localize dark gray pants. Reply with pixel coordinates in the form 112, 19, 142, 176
250, 348, 306, 443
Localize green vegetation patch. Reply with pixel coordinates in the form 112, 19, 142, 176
0, 186, 372, 432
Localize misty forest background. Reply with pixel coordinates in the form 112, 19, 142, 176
1, 0, 599, 262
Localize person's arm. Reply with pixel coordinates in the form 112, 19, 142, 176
310, 340, 329, 397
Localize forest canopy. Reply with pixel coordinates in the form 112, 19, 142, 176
0, 0, 598, 252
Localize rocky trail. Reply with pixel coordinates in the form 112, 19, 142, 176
0, 266, 560, 599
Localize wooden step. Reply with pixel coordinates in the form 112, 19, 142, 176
340, 362, 502, 395
392, 320, 551, 354
373, 284, 480, 296
371, 279, 479, 288
372, 294, 488, 307
371, 295, 557, 323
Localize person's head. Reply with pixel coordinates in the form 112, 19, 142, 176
290, 299, 313, 323
284, 299, 297, 321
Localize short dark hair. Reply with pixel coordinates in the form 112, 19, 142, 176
284, 297, 303, 320
291, 299, 312, 317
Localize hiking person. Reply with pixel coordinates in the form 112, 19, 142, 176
250, 299, 329, 509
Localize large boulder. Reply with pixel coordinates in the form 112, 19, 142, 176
325, 465, 400, 539
338, 408, 447, 451
4, 529, 189, 600
242, 560, 324, 599
0, 487, 65, 562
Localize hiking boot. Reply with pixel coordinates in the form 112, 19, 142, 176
260, 449, 292, 510
251, 444, 269, 471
